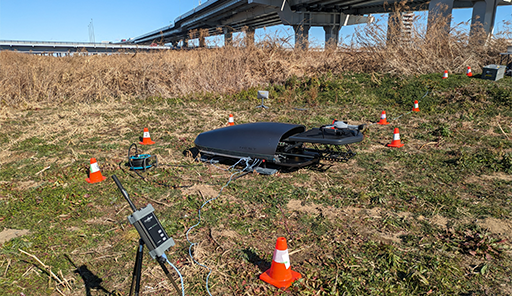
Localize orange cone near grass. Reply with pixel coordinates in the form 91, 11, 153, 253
228, 114, 235, 126
412, 100, 420, 112
86, 158, 107, 183
386, 128, 404, 148
260, 237, 301, 289
139, 128, 155, 145
377, 111, 390, 125
442, 70, 448, 79
466, 66, 473, 77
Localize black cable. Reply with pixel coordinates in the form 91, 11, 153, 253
118, 144, 224, 189
118, 160, 193, 189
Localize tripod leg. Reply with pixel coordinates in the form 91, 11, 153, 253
157, 260, 182, 296
129, 239, 144, 296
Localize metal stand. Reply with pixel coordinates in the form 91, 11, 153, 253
256, 99, 268, 109
129, 239, 181, 296
112, 175, 181, 296
256, 90, 269, 109
129, 239, 145, 296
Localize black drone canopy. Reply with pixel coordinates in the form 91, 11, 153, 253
194, 121, 364, 168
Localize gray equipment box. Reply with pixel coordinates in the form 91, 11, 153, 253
128, 204, 175, 259
482, 64, 505, 81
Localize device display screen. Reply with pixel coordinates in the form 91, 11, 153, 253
141, 212, 169, 248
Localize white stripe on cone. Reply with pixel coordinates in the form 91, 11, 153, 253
273, 249, 290, 269
414, 102, 419, 109
143, 131, 150, 138
90, 162, 100, 173
381, 113, 386, 119
393, 133, 400, 141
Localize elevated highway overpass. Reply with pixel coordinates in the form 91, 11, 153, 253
130, 0, 511, 48
0, 40, 170, 55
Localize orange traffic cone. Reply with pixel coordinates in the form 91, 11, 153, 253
260, 237, 301, 289
228, 114, 234, 126
139, 128, 155, 145
466, 66, 472, 77
86, 158, 107, 183
442, 70, 448, 79
377, 111, 390, 125
386, 128, 404, 148
412, 100, 420, 112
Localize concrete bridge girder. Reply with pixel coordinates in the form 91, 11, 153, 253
130, 0, 512, 50
220, 5, 278, 25
249, 0, 372, 48
181, 0, 247, 28
282, 12, 373, 48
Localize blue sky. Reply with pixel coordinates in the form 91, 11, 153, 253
0, 1, 510, 46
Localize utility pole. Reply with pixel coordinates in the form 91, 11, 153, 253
88, 19, 95, 43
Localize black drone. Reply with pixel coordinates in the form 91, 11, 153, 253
194, 120, 364, 168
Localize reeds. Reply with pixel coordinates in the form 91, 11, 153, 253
0, 8, 508, 109
355, 4, 510, 75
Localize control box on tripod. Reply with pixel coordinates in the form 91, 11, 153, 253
112, 174, 181, 296
128, 204, 175, 259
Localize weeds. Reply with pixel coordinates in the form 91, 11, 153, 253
439, 227, 508, 260
1, 11, 510, 109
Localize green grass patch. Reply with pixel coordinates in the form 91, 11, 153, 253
1, 73, 512, 295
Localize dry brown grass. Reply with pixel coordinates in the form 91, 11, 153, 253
0, 9, 509, 109
355, 10, 509, 75
0, 46, 371, 108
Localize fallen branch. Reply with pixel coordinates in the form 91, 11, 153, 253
3, 259, 10, 277
19, 249, 64, 286
55, 287, 66, 296
35, 165, 51, 176
419, 141, 438, 150
21, 265, 34, 277
497, 121, 510, 140
115, 204, 129, 216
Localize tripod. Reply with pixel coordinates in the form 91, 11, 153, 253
111, 175, 182, 296
129, 238, 181, 296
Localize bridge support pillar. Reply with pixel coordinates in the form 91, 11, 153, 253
427, 0, 454, 35
470, 0, 498, 39
293, 25, 310, 50
323, 25, 340, 48
224, 27, 233, 46
244, 27, 255, 47
199, 36, 206, 48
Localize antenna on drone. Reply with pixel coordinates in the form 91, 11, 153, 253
88, 19, 95, 43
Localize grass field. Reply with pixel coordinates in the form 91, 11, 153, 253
0, 70, 511, 295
